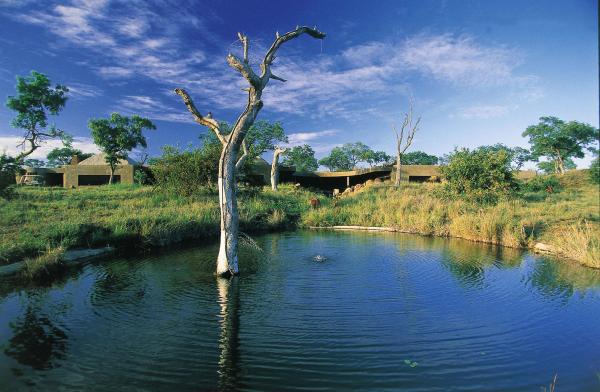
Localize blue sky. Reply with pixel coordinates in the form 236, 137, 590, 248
0, 0, 597, 168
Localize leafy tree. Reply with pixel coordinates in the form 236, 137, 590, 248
537, 158, 576, 174
6, 71, 70, 162
400, 151, 438, 165
89, 113, 155, 184
522, 116, 598, 174
245, 120, 288, 160
341, 142, 370, 168
319, 142, 381, 171
361, 149, 391, 167
46, 145, 92, 167
319, 146, 353, 171
282, 144, 318, 173
590, 156, 600, 184
22, 158, 45, 168
440, 147, 517, 204
474, 144, 531, 170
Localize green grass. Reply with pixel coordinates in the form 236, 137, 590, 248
1, 170, 598, 272
303, 170, 599, 268
0, 183, 323, 267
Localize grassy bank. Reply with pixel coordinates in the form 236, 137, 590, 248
1, 171, 598, 275
303, 170, 599, 268
0, 184, 323, 271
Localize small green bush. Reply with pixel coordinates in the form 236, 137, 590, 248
0, 153, 18, 198
439, 148, 517, 204
589, 156, 599, 184
134, 167, 153, 185
151, 142, 220, 196
521, 175, 562, 193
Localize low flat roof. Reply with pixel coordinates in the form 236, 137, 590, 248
294, 165, 442, 178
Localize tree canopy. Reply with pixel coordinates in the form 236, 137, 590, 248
400, 151, 438, 165
474, 144, 530, 170
282, 144, 318, 173
361, 149, 392, 167
319, 146, 353, 171
6, 71, 70, 162
319, 142, 390, 171
245, 120, 288, 159
89, 113, 155, 183
522, 116, 598, 174
46, 145, 93, 167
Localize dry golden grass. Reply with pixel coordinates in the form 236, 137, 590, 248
550, 222, 600, 268
303, 170, 599, 268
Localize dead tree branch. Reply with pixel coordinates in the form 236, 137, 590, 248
174, 88, 226, 145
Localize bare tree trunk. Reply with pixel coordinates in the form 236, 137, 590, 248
271, 147, 286, 191
394, 101, 420, 189
15, 137, 37, 164
176, 26, 325, 276
395, 154, 402, 187
217, 147, 240, 275
109, 165, 115, 185
556, 154, 565, 175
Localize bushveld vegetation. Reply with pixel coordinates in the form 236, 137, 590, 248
303, 170, 599, 268
0, 184, 324, 269
2, 169, 597, 275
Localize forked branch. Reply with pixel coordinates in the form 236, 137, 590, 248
395, 100, 420, 154
260, 26, 326, 84
174, 88, 226, 144
235, 138, 250, 170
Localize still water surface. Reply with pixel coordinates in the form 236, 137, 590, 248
1, 231, 599, 391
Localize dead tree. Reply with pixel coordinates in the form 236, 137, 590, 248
270, 147, 286, 191
176, 26, 325, 277
394, 101, 420, 187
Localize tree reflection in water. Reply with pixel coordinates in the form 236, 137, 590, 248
4, 296, 68, 371
216, 276, 243, 391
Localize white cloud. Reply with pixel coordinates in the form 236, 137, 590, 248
287, 129, 339, 145
401, 34, 517, 87
67, 82, 103, 98
458, 105, 511, 119
116, 95, 194, 123
0, 136, 99, 160
9, 1, 541, 121
97, 66, 134, 78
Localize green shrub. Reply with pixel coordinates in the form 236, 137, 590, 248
151, 142, 220, 196
134, 167, 153, 185
0, 153, 18, 198
521, 175, 562, 193
439, 147, 517, 204
590, 156, 599, 184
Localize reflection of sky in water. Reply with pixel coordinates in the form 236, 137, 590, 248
0, 230, 599, 391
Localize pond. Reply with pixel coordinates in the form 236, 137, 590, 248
1, 231, 599, 391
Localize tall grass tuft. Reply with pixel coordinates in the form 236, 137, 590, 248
550, 221, 600, 269
22, 246, 66, 280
